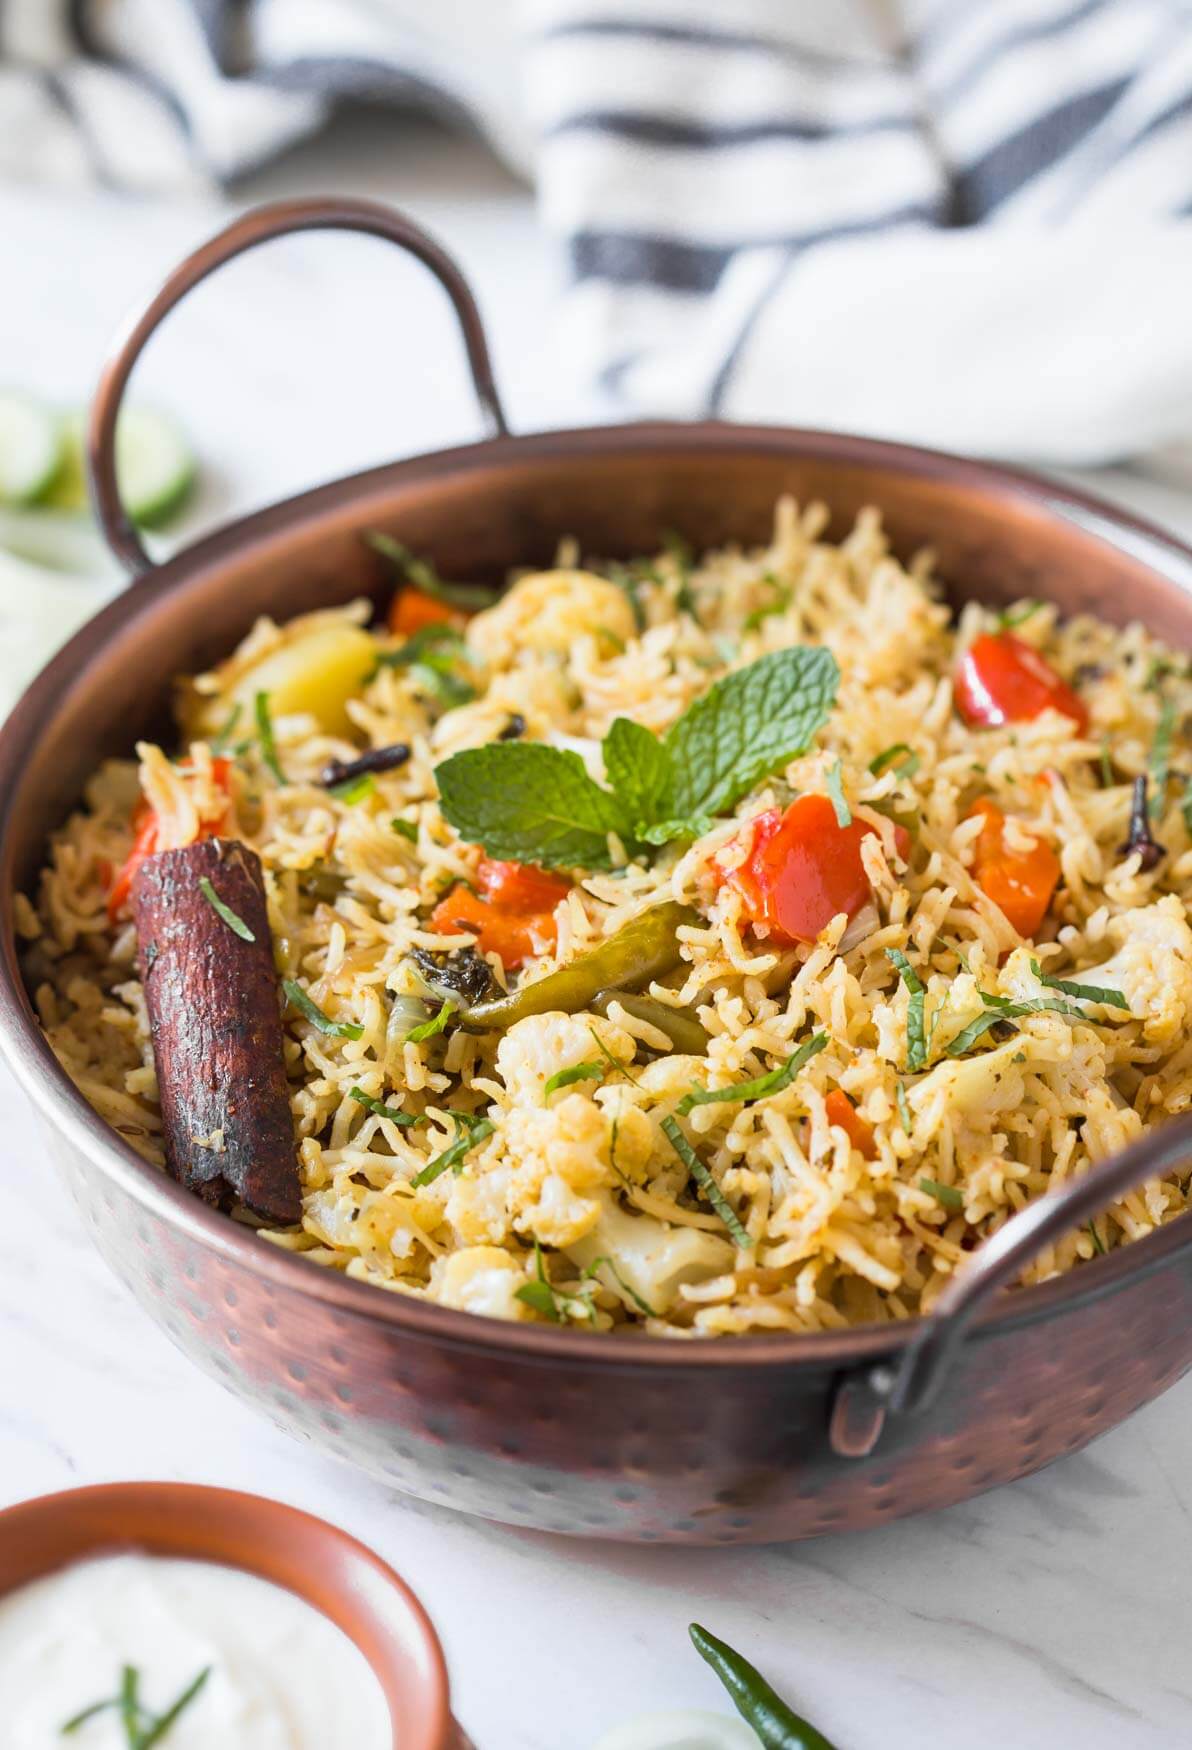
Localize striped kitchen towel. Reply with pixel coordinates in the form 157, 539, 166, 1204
3, 0, 1191, 463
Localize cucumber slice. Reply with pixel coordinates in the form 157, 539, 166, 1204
0, 393, 65, 506
42, 407, 196, 525
0, 507, 119, 576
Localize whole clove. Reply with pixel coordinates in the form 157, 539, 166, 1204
320, 743, 411, 789
1120, 774, 1165, 871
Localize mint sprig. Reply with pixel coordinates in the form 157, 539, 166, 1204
663, 645, 839, 821
434, 646, 839, 870
435, 742, 633, 869
603, 715, 674, 827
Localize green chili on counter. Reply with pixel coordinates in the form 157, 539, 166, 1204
689, 1624, 839, 1750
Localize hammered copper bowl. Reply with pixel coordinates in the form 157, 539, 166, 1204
0, 1483, 463, 1749
3, 199, 1192, 1546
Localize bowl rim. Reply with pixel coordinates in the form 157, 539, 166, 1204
4, 417, 1192, 1373
0, 1480, 455, 1750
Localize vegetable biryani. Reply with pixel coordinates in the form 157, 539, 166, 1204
22, 500, 1192, 1335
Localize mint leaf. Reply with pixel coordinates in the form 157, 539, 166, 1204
410, 1112, 495, 1187
637, 814, 714, 846
665, 646, 839, 820
603, 716, 674, 826
825, 757, 851, 827
434, 647, 838, 869
675, 1032, 827, 1114
1028, 958, 1129, 1008
543, 1061, 606, 1102
404, 999, 456, 1044
886, 948, 927, 1071
920, 1177, 964, 1210
435, 743, 634, 869
366, 532, 496, 611
660, 1115, 751, 1248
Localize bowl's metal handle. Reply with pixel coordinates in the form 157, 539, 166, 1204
87, 196, 510, 576
830, 1113, 1192, 1457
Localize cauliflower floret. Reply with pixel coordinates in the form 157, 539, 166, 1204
997, 946, 1053, 1006
1067, 896, 1192, 1048
445, 1159, 514, 1246
909, 1034, 1045, 1123
565, 1194, 735, 1317
594, 1085, 656, 1183
496, 1010, 635, 1106
501, 1093, 613, 1246
467, 569, 636, 666
429, 1246, 531, 1321
633, 1054, 707, 1103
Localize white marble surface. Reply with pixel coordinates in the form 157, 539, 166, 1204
4, 116, 1192, 1750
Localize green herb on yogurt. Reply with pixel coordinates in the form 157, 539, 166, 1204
62, 1663, 211, 1748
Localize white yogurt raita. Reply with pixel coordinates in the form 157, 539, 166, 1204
0, 1553, 393, 1749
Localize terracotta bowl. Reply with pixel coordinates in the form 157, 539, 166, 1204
4, 198, 1192, 1545
0, 1483, 466, 1750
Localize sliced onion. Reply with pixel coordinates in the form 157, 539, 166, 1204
591, 1711, 762, 1750
386, 994, 432, 1062
839, 901, 880, 955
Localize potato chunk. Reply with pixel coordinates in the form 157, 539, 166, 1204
224, 622, 377, 735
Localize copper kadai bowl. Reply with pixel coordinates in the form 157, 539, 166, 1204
4, 199, 1192, 1546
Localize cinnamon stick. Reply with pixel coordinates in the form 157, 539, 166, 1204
133, 837, 301, 1224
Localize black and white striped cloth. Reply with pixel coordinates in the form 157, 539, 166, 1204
3, 0, 1191, 462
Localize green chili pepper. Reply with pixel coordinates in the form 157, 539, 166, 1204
458, 902, 698, 1032
689, 1624, 839, 1750
590, 988, 709, 1054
